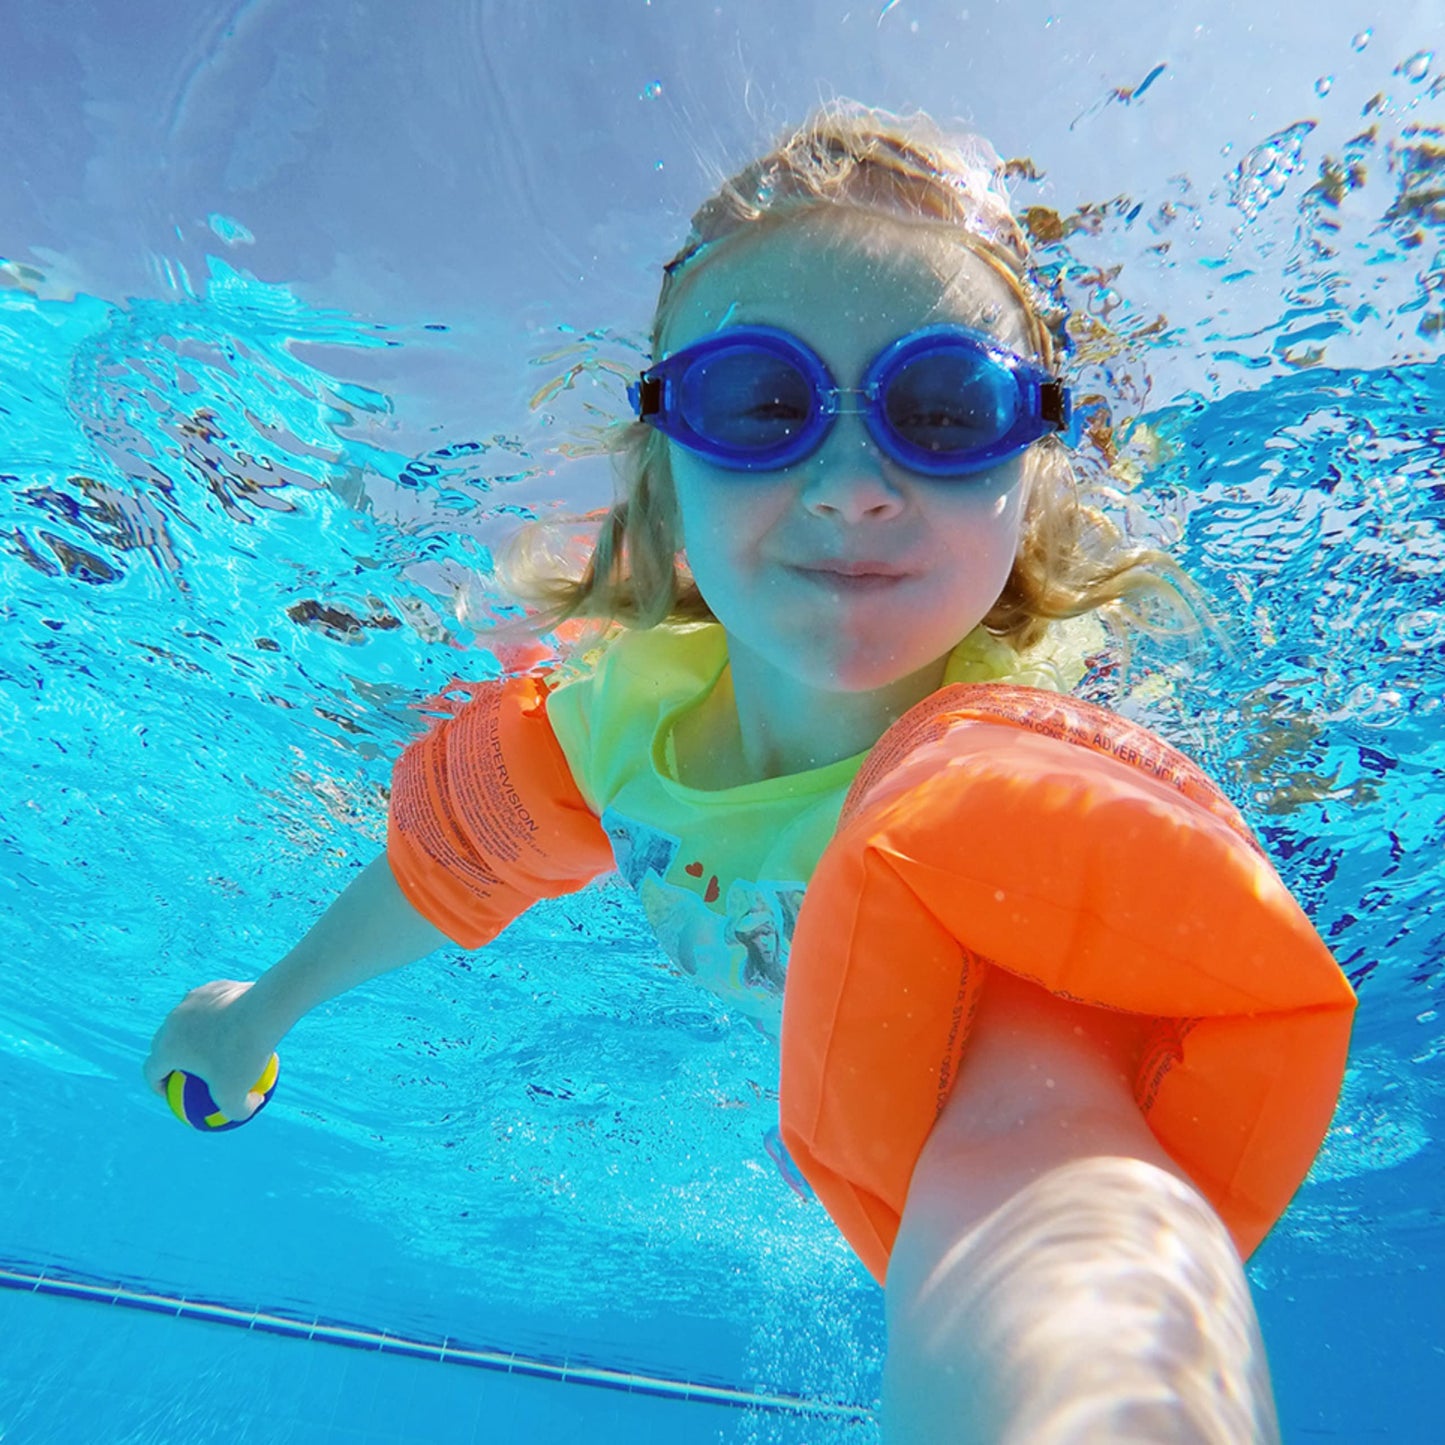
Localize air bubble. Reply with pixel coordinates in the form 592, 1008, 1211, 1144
1341, 684, 1405, 727
1396, 610, 1445, 650
1315, 75, 1334, 97
1352, 29, 1372, 52
207, 213, 255, 246
1397, 50, 1433, 83
638, 80, 663, 100
1226, 119, 1317, 223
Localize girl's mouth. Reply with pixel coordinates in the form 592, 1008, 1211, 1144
787, 563, 910, 591
791, 560, 913, 589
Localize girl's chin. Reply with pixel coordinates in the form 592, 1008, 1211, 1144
795, 652, 952, 698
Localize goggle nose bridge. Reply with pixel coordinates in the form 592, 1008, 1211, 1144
814, 384, 880, 419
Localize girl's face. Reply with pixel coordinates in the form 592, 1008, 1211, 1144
664, 213, 1036, 696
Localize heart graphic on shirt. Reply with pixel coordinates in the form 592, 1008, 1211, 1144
684, 861, 703, 877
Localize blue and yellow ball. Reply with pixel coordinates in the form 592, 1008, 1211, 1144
165, 1054, 280, 1131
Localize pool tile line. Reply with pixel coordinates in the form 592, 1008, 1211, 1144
0, 1261, 873, 1422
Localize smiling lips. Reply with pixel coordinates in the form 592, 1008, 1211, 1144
788, 559, 912, 589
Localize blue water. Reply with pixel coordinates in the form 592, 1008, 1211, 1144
2, 3, 1443, 1441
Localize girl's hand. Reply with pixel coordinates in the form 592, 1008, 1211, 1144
140, 854, 449, 1124
142, 980, 279, 1123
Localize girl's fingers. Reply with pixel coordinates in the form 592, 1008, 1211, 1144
224, 1088, 263, 1122
141, 980, 248, 1098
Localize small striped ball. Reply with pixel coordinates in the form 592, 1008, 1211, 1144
166, 1054, 280, 1131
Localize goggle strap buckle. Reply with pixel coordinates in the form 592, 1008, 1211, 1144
1039, 381, 1071, 432
633, 375, 664, 420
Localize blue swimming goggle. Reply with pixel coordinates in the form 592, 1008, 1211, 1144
628, 324, 1072, 477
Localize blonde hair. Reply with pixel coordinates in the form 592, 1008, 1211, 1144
504, 102, 1191, 650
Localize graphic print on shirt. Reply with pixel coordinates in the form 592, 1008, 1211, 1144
601, 807, 806, 1030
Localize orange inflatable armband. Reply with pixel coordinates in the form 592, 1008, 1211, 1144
780, 684, 1356, 1285
388, 673, 613, 948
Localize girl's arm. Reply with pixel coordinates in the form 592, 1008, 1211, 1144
881, 969, 1280, 1445
245, 852, 450, 1035
143, 853, 449, 1120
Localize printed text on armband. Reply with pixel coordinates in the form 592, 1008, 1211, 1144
484, 721, 536, 836
933, 948, 981, 1115
1096, 733, 1188, 790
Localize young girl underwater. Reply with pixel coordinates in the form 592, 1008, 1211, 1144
146, 105, 1356, 1443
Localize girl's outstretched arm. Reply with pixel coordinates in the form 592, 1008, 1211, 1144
882, 969, 1280, 1445
143, 853, 449, 1119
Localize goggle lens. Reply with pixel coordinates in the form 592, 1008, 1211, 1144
882, 350, 1019, 455
680, 347, 811, 451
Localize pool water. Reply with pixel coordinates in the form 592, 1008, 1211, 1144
1, 3, 1442, 1441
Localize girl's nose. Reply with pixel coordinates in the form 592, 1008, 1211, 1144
799, 423, 904, 523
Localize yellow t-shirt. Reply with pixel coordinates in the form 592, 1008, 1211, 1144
546, 619, 1097, 1035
